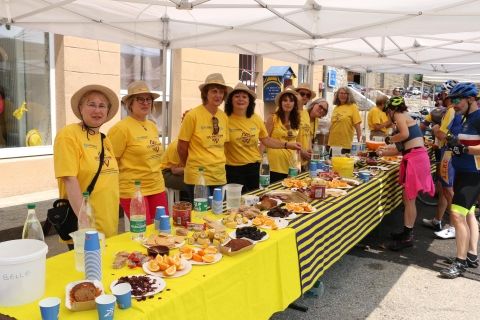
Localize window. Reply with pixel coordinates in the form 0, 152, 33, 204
239, 54, 256, 91
0, 27, 54, 159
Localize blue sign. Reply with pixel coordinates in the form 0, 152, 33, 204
263, 80, 282, 102
327, 69, 337, 88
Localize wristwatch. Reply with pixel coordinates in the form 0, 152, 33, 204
284, 142, 288, 149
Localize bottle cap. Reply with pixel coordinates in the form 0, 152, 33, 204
155, 206, 166, 220
84, 230, 100, 251
198, 167, 204, 172
213, 188, 223, 201
27, 203, 35, 209
82, 191, 89, 197
134, 180, 141, 186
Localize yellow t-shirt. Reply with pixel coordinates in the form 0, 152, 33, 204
107, 116, 165, 198
367, 106, 389, 133
298, 109, 312, 150
438, 107, 456, 148
178, 105, 229, 185
225, 113, 268, 166
161, 139, 181, 169
54, 124, 119, 238
328, 103, 362, 149
267, 114, 299, 174
310, 117, 319, 139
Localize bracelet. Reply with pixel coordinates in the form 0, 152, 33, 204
284, 142, 288, 149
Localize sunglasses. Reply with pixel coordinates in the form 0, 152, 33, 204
135, 96, 153, 104
319, 107, 328, 113
212, 116, 219, 135
451, 97, 463, 105
299, 92, 311, 98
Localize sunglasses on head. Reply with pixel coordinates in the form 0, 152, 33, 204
212, 116, 219, 135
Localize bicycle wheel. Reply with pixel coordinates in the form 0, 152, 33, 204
417, 172, 439, 206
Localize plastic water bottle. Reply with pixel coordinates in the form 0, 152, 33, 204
193, 167, 209, 215
22, 203, 45, 241
78, 192, 95, 230
288, 150, 301, 177
259, 152, 270, 189
311, 141, 321, 161
130, 180, 146, 241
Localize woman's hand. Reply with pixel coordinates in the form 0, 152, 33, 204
300, 149, 312, 160
287, 142, 302, 151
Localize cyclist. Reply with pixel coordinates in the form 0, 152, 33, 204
440, 82, 480, 279
377, 96, 435, 251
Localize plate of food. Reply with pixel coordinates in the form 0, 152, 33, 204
266, 206, 296, 219
219, 212, 252, 229
252, 215, 288, 229
380, 156, 402, 164
341, 178, 362, 186
285, 202, 315, 214
366, 165, 390, 171
325, 188, 348, 197
142, 256, 192, 278
229, 226, 269, 242
282, 177, 310, 188
142, 233, 185, 249
256, 196, 282, 211
326, 179, 352, 189
66, 280, 104, 311
110, 275, 166, 298
178, 246, 223, 265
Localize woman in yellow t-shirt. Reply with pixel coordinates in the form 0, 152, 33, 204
54, 84, 120, 242
367, 95, 391, 140
108, 81, 167, 225
225, 83, 301, 192
327, 86, 362, 153
266, 88, 309, 183
178, 73, 233, 199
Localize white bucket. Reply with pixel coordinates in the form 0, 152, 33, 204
0, 239, 48, 306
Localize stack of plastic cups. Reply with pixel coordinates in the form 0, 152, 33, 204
154, 206, 166, 231
309, 161, 317, 178
84, 230, 102, 281
212, 188, 223, 215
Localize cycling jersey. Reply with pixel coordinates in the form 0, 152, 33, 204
451, 109, 480, 173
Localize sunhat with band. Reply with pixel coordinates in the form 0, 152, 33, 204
198, 73, 233, 92
275, 87, 301, 107
227, 82, 257, 100
71, 84, 119, 122
294, 83, 317, 99
121, 80, 160, 105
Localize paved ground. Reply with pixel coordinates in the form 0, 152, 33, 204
2, 196, 479, 319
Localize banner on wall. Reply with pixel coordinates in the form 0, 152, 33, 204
263, 77, 282, 102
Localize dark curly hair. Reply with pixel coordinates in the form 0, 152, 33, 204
276, 92, 300, 129
224, 90, 255, 118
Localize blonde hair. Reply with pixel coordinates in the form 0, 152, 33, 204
333, 86, 355, 106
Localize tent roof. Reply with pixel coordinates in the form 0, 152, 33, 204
3, 1, 480, 76
263, 66, 296, 78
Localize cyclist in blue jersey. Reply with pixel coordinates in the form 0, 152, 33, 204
440, 82, 480, 279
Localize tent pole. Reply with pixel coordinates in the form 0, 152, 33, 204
161, 16, 170, 147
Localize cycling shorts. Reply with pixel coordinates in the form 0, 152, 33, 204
451, 172, 480, 216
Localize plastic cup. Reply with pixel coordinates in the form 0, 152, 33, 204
159, 215, 171, 233
39, 297, 60, 320
69, 230, 105, 272
358, 171, 371, 182
373, 136, 384, 142
111, 282, 132, 309
331, 146, 342, 157
242, 195, 259, 206
224, 184, 243, 209
95, 294, 116, 320
213, 188, 223, 201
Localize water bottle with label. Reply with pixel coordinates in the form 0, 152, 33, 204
78, 192, 95, 230
130, 180, 146, 241
288, 150, 300, 177
311, 141, 321, 161
193, 167, 209, 216
259, 152, 270, 189
22, 203, 45, 241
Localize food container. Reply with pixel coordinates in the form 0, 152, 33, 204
366, 140, 386, 151
331, 157, 354, 178
172, 201, 192, 227
310, 185, 326, 199
0, 239, 48, 306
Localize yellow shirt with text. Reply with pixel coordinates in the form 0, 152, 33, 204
161, 139, 181, 169
108, 116, 165, 198
267, 114, 299, 174
328, 103, 362, 149
54, 124, 119, 238
178, 105, 229, 185
225, 113, 268, 166
367, 106, 388, 133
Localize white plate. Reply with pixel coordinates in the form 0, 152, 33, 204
229, 230, 269, 242
110, 275, 166, 298
142, 259, 192, 278
189, 252, 223, 265
258, 218, 289, 230
366, 165, 390, 171
141, 239, 185, 249
341, 178, 362, 186
65, 280, 104, 310
285, 212, 298, 220
325, 188, 348, 197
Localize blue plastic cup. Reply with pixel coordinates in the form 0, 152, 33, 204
39, 297, 60, 320
159, 215, 171, 233
213, 188, 223, 201
111, 282, 132, 309
84, 230, 100, 251
155, 206, 166, 230
95, 294, 116, 320
358, 171, 371, 182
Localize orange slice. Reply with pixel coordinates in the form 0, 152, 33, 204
192, 253, 203, 262
196, 249, 206, 257
181, 251, 193, 260
179, 246, 193, 254
204, 247, 218, 254
155, 254, 164, 265
166, 256, 176, 266
163, 265, 177, 276
147, 260, 160, 272
202, 254, 215, 263
158, 262, 169, 271
177, 260, 186, 271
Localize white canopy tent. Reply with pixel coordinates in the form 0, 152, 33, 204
3, 0, 480, 137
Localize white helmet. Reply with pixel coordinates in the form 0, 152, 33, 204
442, 80, 458, 93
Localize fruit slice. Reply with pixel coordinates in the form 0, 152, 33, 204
177, 260, 186, 271
204, 247, 218, 254
181, 251, 193, 260
158, 262, 169, 271
163, 265, 177, 276
202, 254, 215, 263
196, 249, 206, 257
179, 246, 193, 254
192, 253, 203, 262
155, 254, 164, 265
147, 260, 160, 272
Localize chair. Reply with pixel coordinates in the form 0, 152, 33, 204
166, 188, 181, 214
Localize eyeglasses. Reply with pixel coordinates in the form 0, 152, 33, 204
451, 97, 463, 105
299, 92, 311, 98
85, 102, 108, 110
212, 116, 219, 135
135, 96, 153, 104
320, 107, 328, 114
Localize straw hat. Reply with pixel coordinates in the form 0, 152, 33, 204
121, 80, 160, 104
294, 83, 317, 99
71, 84, 119, 122
198, 73, 233, 92
307, 98, 328, 112
275, 87, 301, 106
228, 82, 257, 100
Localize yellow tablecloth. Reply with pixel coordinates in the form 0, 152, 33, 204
0, 219, 301, 320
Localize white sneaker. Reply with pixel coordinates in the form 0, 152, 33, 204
435, 226, 456, 239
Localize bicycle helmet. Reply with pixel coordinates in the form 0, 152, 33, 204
385, 96, 405, 111
442, 79, 458, 93
448, 82, 478, 99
